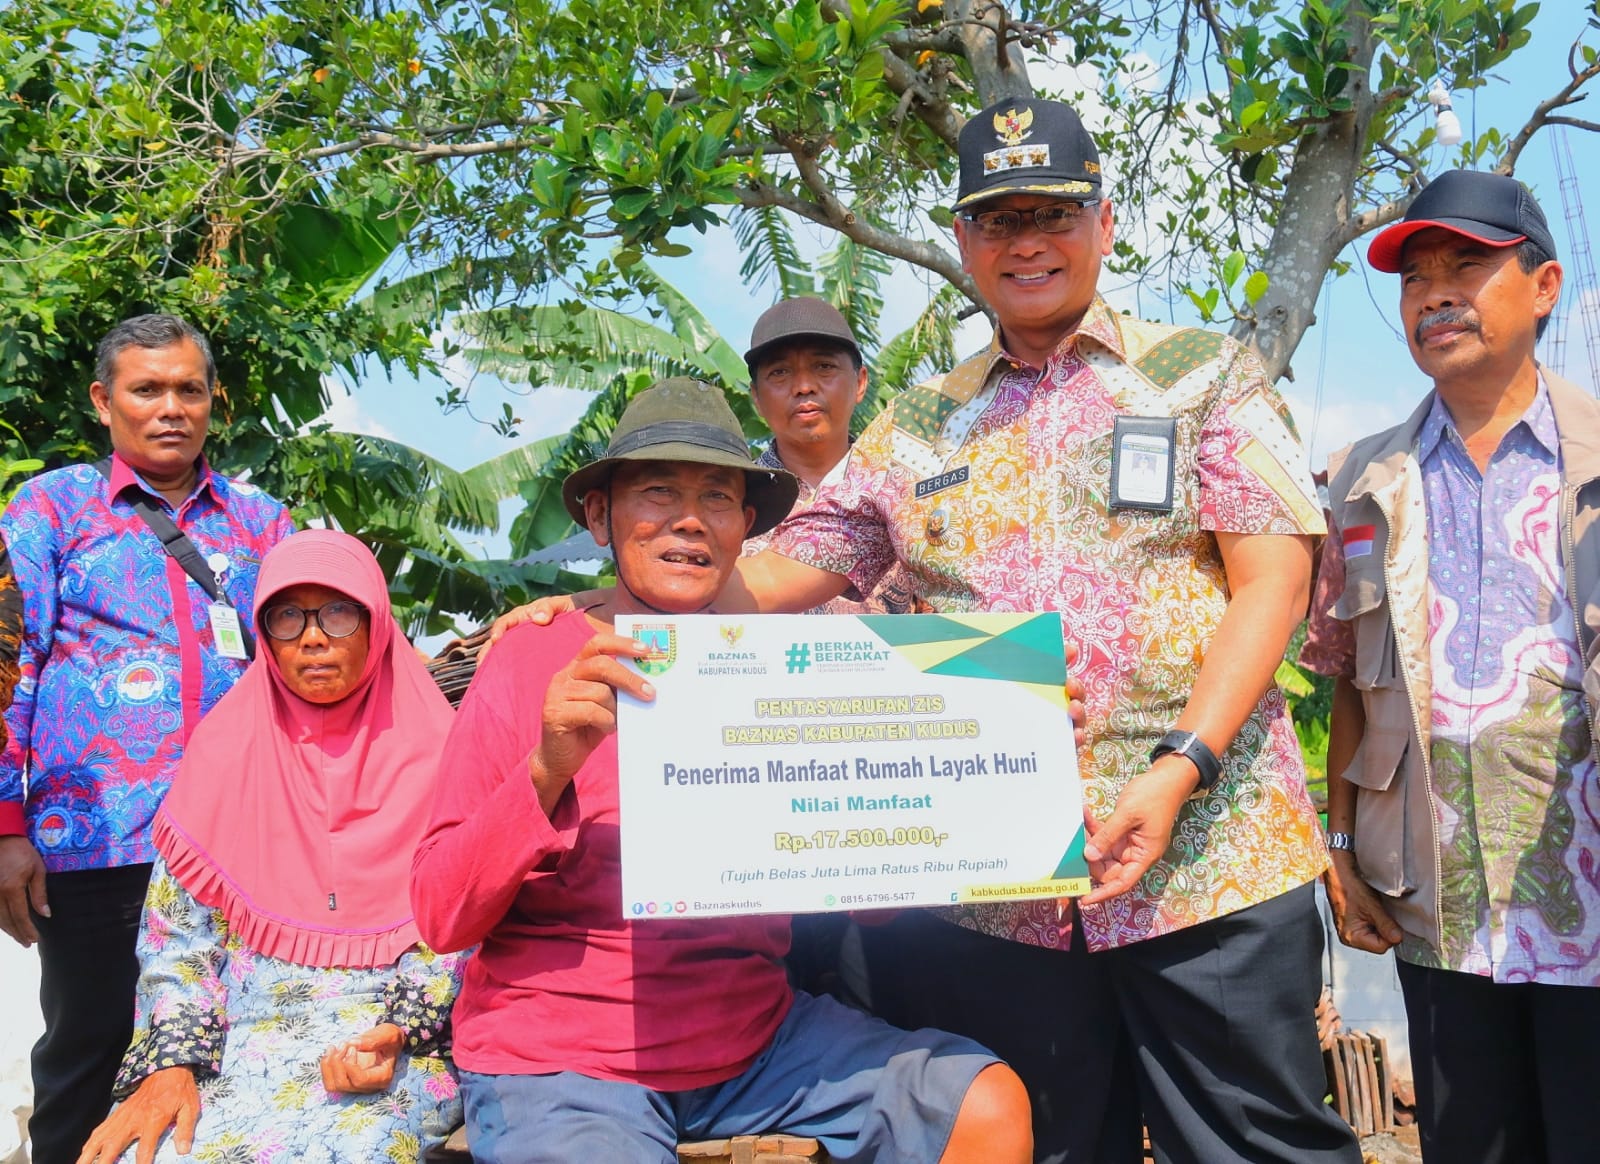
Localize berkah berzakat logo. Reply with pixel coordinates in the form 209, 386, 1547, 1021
632, 625, 677, 676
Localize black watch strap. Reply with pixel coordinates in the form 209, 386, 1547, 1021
1150, 730, 1223, 791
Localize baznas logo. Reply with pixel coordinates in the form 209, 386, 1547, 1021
632, 625, 677, 676
116, 661, 164, 704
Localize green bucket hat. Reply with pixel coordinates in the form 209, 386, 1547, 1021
561, 377, 800, 536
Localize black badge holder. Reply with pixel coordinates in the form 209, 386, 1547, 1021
1108, 416, 1178, 513
94, 459, 255, 660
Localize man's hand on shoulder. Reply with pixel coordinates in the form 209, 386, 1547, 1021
0, 834, 48, 946
481, 589, 610, 661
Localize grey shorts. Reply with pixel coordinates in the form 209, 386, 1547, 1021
461, 989, 999, 1163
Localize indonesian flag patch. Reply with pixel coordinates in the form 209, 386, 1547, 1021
1342, 524, 1377, 559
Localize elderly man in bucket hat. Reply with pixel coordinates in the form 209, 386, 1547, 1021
412, 378, 1031, 1164
1303, 169, 1600, 1164
498, 101, 1356, 1163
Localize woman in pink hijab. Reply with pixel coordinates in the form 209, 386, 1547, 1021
77, 530, 462, 1164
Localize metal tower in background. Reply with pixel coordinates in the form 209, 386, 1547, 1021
1545, 128, 1600, 396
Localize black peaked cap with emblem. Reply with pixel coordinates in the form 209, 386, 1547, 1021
561, 377, 799, 537
954, 97, 1102, 211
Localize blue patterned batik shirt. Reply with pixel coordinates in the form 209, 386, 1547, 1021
0, 454, 293, 871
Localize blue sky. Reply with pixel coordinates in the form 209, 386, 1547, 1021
328, 3, 1600, 560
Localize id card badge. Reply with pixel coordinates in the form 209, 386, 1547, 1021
1109, 416, 1178, 513
209, 602, 248, 660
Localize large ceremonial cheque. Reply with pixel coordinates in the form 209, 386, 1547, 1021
615, 611, 1089, 919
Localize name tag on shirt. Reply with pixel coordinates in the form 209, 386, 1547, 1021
209, 603, 248, 660
915, 464, 969, 499
1109, 416, 1177, 512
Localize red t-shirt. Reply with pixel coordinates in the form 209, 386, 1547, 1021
412, 610, 793, 1088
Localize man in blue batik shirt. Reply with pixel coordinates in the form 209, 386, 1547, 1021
0, 315, 293, 1164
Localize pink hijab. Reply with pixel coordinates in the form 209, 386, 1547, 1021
153, 529, 453, 968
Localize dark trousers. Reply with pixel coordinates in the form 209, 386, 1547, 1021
860, 882, 1360, 1164
1397, 959, 1600, 1164
28, 863, 151, 1164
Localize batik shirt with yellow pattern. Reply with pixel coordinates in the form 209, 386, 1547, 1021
770, 298, 1329, 951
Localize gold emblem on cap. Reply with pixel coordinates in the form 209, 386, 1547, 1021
993, 107, 1034, 147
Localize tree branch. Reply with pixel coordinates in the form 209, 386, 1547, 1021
1193, 0, 1232, 59
1372, 135, 1424, 178
737, 175, 976, 303
946, 0, 1032, 105
1497, 60, 1600, 173
818, 0, 963, 146
239, 130, 556, 165
1340, 194, 1411, 247
1545, 114, 1600, 134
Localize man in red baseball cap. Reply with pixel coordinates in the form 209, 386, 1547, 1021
1303, 168, 1600, 1164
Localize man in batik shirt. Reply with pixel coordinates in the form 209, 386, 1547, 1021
721, 98, 1356, 1164
1303, 169, 1600, 1164
0, 315, 293, 1164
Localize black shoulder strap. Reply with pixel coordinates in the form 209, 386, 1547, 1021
95, 458, 255, 660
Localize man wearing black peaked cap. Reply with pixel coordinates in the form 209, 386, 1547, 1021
1305, 168, 1600, 1164
729, 96, 1353, 1164
504, 99, 1358, 1163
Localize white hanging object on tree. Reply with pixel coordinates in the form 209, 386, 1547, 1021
1428, 79, 1464, 148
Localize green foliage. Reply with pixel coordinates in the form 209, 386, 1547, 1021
1280, 625, 1334, 808
1108, 0, 1583, 308
0, 0, 439, 507
5, 0, 1593, 632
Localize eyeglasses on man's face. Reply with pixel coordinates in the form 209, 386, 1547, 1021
261, 600, 367, 641
959, 200, 1100, 241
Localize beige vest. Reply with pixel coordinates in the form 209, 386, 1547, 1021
1324, 370, 1600, 949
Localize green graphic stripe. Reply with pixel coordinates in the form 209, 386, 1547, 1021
857, 614, 991, 646
925, 634, 1065, 686
993, 616, 1070, 663
1051, 829, 1088, 881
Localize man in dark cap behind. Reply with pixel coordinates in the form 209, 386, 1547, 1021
741, 296, 916, 618
1303, 168, 1600, 1163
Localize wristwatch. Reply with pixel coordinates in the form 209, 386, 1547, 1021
1149, 730, 1223, 792
1326, 831, 1356, 853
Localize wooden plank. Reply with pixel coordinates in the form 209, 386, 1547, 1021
1325, 1040, 1351, 1128
676, 1136, 826, 1163
1372, 1034, 1395, 1132
1359, 1035, 1384, 1134
1339, 1034, 1371, 1136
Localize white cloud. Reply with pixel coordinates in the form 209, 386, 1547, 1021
1281, 387, 1405, 471
315, 379, 400, 441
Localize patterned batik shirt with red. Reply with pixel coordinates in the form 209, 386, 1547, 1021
769, 298, 1329, 951
0, 456, 294, 871
744, 446, 916, 616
